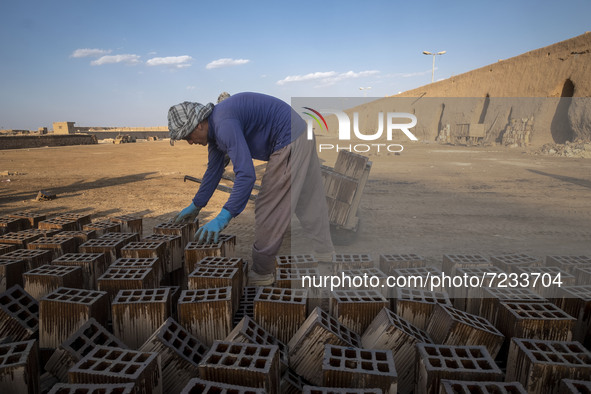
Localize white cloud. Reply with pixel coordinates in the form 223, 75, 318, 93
276, 70, 379, 86
71, 48, 111, 58
90, 54, 141, 66
186, 86, 196, 90
206, 58, 250, 69
146, 55, 192, 68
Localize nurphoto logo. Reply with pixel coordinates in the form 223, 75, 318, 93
302, 107, 418, 153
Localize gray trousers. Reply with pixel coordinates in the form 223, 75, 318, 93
252, 132, 333, 274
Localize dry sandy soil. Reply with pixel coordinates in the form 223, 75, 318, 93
1, 138, 590, 266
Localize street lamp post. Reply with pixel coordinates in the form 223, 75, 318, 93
359, 87, 372, 97
422, 50, 446, 83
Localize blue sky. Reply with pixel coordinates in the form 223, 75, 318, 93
1, 0, 589, 130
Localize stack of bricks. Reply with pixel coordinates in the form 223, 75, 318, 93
199, 340, 280, 393
0, 231, 42, 249
184, 241, 225, 276
495, 301, 575, 343
452, 265, 505, 314
394, 287, 452, 331
51, 253, 107, 290
23, 265, 83, 300
322, 168, 361, 226
276, 254, 318, 269
332, 253, 374, 272
188, 266, 241, 313
233, 286, 257, 325
275, 266, 322, 310
416, 344, 503, 394
515, 265, 575, 299
143, 233, 183, 276
217, 234, 237, 257
153, 222, 196, 248
0, 339, 39, 394
178, 287, 233, 347
379, 253, 425, 275
555, 285, 591, 347
20, 228, 62, 238
575, 266, 591, 286
121, 241, 170, 280
0, 216, 30, 235
109, 257, 162, 286
490, 253, 542, 274
180, 378, 265, 393
0, 285, 39, 341
321, 344, 397, 393
361, 307, 432, 394
0, 243, 18, 255
79, 238, 126, 265
139, 317, 208, 393
479, 287, 547, 327
6, 211, 46, 228
39, 287, 109, 349
38, 217, 79, 232
44, 317, 127, 382
99, 232, 140, 245
439, 380, 527, 393
329, 289, 388, 335
280, 368, 310, 394
0, 257, 24, 291
545, 255, 591, 274
27, 236, 77, 260
193, 256, 245, 296
111, 288, 171, 349
288, 307, 361, 385
2, 249, 52, 271
98, 267, 158, 302
82, 220, 120, 236
55, 213, 91, 230
506, 338, 591, 394
426, 303, 504, 358
226, 316, 289, 374
68, 346, 162, 393
254, 287, 308, 344
441, 254, 491, 276
109, 215, 143, 235
53, 230, 97, 249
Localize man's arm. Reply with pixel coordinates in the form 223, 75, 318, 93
216, 119, 256, 217
192, 145, 225, 209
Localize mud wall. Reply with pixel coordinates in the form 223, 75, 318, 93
0, 135, 97, 150
328, 33, 591, 146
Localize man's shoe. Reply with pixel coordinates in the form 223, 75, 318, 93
248, 270, 275, 286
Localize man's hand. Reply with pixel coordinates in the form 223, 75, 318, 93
172, 203, 201, 224
195, 208, 232, 244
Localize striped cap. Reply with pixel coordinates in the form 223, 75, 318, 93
167, 101, 214, 145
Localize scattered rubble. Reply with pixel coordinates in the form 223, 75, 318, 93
536, 140, 591, 158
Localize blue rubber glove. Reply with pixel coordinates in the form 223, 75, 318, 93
195, 208, 232, 244
173, 203, 201, 224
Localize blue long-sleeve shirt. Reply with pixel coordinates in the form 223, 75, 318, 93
192, 92, 306, 216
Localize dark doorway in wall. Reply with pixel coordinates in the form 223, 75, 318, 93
550, 79, 575, 143
478, 94, 490, 124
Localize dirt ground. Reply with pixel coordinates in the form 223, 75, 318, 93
1, 138, 590, 267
